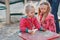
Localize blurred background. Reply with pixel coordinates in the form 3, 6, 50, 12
0, 0, 60, 24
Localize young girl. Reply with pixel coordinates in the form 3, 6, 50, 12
19, 4, 45, 35
38, 2, 56, 32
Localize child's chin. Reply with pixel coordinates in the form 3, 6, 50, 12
29, 16, 34, 17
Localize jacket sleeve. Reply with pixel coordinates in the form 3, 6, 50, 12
33, 17, 41, 29
42, 15, 56, 32
48, 15, 56, 32
19, 18, 28, 33
34, 17, 45, 31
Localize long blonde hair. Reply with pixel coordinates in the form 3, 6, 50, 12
38, 2, 51, 16
38, 2, 51, 22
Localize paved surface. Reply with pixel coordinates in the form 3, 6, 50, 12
0, 23, 21, 40
0, 23, 60, 40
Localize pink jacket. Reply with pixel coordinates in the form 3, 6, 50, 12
40, 13, 56, 32
20, 16, 41, 33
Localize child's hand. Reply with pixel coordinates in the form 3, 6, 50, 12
28, 30, 32, 33
31, 29, 38, 35
28, 29, 38, 35
32, 29, 38, 32
28, 30, 35, 34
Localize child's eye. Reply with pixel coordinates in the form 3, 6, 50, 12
44, 8, 46, 10
40, 8, 43, 9
31, 11, 35, 13
31, 12, 34, 13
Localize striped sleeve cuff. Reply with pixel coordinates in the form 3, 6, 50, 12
40, 27, 44, 31
26, 28, 28, 33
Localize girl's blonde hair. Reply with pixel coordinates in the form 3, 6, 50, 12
24, 3, 35, 14
38, 1, 51, 16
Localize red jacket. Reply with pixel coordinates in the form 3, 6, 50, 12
40, 13, 56, 32
20, 16, 41, 33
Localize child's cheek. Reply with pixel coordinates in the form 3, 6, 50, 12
41, 10, 46, 13
41, 10, 44, 13
28, 13, 31, 16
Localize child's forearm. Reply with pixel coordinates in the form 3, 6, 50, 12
32, 29, 38, 32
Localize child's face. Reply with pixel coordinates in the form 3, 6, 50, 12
40, 5, 48, 14
27, 8, 35, 17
